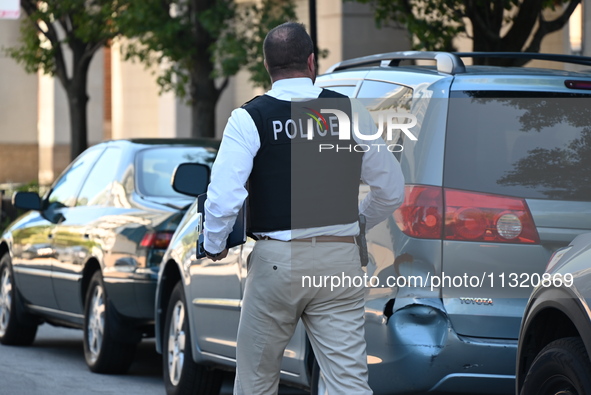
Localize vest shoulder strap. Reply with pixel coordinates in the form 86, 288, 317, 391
241, 95, 262, 108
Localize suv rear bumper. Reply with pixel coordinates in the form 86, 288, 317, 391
367, 303, 516, 394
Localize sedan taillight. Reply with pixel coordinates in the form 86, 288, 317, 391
140, 231, 174, 250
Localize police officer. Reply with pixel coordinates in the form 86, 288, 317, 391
203, 22, 404, 395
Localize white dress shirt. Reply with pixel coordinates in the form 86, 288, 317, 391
204, 77, 405, 254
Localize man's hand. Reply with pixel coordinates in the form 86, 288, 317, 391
208, 248, 229, 261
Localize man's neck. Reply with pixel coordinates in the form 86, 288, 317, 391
271, 73, 314, 84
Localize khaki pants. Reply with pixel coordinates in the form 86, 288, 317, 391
234, 239, 372, 395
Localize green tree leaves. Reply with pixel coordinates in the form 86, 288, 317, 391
116, 0, 298, 136
356, 0, 581, 65
4, 0, 125, 160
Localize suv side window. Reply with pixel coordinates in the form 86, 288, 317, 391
357, 80, 413, 110
46, 148, 104, 209
77, 147, 123, 207
357, 80, 414, 159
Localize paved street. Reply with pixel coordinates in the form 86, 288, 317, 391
0, 325, 306, 395
0, 325, 162, 395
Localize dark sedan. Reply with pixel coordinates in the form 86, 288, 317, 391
0, 139, 217, 374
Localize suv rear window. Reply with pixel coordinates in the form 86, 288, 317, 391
444, 91, 591, 201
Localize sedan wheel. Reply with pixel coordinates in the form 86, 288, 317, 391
86, 282, 105, 364
167, 299, 186, 386
521, 337, 591, 395
83, 271, 136, 374
0, 254, 38, 345
163, 282, 222, 395
0, 266, 12, 336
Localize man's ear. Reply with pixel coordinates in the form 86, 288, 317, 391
307, 53, 316, 75
264, 59, 274, 83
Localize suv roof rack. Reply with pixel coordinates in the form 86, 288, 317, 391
454, 52, 591, 67
325, 51, 466, 75
325, 51, 591, 75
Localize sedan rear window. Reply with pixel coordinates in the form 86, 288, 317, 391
444, 91, 591, 201
136, 146, 216, 198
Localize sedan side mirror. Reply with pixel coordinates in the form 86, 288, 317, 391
172, 163, 210, 197
13, 191, 42, 211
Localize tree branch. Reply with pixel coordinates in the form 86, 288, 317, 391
216, 77, 229, 96
19, 0, 36, 17
451, 7, 466, 21
500, 0, 544, 51
21, 1, 70, 86
79, 39, 108, 67
491, 0, 504, 32
539, 0, 580, 34
400, 0, 413, 15
524, 0, 580, 54
466, 1, 503, 43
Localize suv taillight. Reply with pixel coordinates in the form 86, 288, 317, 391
140, 231, 174, 249
394, 185, 443, 239
445, 189, 539, 244
394, 185, 540, 244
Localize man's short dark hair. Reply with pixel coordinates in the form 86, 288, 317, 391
264, 22, 314, 76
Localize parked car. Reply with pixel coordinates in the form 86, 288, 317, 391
155, 52, 591, 395
0, 138, 217, 374
516, 232, 591, 395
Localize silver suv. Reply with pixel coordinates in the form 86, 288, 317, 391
155, 52, 591, 394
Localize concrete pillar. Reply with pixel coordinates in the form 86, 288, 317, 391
111, 39, 160, 140
341, 2, 409, 64
0, 18, 39, 184
158, 89, 178, 139
111, 38, 200, 140
317, 0, 344, 74
158, 88, 192, 139
315, 0, 410, 74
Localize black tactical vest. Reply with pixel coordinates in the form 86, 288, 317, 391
243, 89, 363, 233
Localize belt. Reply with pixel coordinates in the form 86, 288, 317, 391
260, 235, 356, 244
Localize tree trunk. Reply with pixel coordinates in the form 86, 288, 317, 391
187, 0, 224, 139
67, 60, 91, 161
189, 42, 221, 138
191, 96, 217, 138
189, 68, 219, 138
468, 0, 576, 67
469, 3, 504, 65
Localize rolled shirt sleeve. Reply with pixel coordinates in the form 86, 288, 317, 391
203, 108, 259, 254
